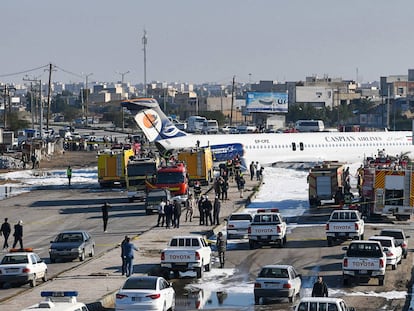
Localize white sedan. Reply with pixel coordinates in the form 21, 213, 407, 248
254, 264, 302, 304
369, 236, 402, 270
115, 276, 175, 311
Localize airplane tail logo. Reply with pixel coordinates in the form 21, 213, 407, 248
122, 98, 187, 142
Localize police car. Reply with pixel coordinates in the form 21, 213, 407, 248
0, 248, 47, 288
20, 291, 89, 311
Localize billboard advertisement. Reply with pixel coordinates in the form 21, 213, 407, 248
246, 92, 288, 113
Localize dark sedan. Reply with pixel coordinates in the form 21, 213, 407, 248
49, 230, 95, 263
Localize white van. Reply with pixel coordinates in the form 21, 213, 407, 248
294, 297, 355, 311
295, 120, 325, 132
202, 119, 219, 134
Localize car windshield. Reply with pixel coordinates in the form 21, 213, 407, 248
56, 233, 83, 243
123, 278, 157, 290
156, 172, 184, 184
1, 255, 28, 264
230, 214, 252, 221
372, 239, 391, 247
258, 267, 289, 278
381, 231, 403, 240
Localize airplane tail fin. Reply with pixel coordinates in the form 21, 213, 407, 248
121, 98, 187, 142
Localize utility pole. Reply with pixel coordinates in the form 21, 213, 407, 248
142, 29, 148, 96
84, 73, 93, 127
46, 63, 55, 131
230, 75, 235, 126
23, 76, 42, 132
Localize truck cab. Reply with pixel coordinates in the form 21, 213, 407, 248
150, 163, 189, 196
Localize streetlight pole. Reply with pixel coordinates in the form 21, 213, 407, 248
116, 71, 129, 132
142, 29, 148, 97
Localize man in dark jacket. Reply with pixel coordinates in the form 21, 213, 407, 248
12, 220, 23, 249
164, 200, 173, 229
198, 196, 205, 225
0, 218, 11, 249
213, 196, 221, 225
203, 196, 213, 226
216, 232, 226, 268
312, 276, 328, 297
120, 235, 129, 275
173, 199, 182, 228
101, 202, 111, 232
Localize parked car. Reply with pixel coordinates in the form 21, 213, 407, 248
379, 228, 410, 259
0, 249, 48, 288
49, 230, 95, 263
369, 236, 402, 270
254, 264, 301, 304
220, 126, 238, 134
115, 276, 175, 311
225, 212, 253, 239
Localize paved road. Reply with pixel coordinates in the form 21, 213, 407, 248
0, 171, 256, 310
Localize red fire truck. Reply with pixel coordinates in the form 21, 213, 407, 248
146, 162, 189, 196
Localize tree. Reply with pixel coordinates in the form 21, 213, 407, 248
7, 112, 30, 133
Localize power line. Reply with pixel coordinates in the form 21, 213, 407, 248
54, 65, 84, 79
0, 64, 49, 78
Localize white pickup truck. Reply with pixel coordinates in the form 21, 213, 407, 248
248, 209, 287, 249
326, 210, 364, 246
160, 235, 212, 279
342, 240, 386, 286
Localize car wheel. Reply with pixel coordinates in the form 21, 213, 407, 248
145, 209, 151, 215
89, 246, 94, 257
343, 277, 348, 286
50, 257, 56, 263
327, 238, 333, 247
379, 278, 384, 286
162, 301, 167, 311
30, 276, 37, 287
283, 235, 287, 245
254, 295, 260, 304
288, 291, 295, 303
392, 263, 397, 270
249, 240, 255, 249
80, 250, 85, 261
196, 267, 203, 279
360, 234, 364, 240
173, 270, 180, 279
42, 271, 48, 282
205, 262, 211, 272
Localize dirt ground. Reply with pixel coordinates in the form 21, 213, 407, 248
39, 150, 98, 170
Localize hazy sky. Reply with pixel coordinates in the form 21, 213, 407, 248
2, 0, 414, 86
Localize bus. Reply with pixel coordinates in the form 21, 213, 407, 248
187, 116, 207, 133
294, 120, 324, 132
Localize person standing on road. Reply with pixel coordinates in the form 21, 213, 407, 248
12, 220, 23, 249
238, 174, 246, 198
101, 202, 111, 232
198, 196, 205, 225
120, 235, 129, 276
173, 199, 182, 228
249, 161, 255, 181
121, 237, 139, 277
0, 218, 11, 249
213, 196, 221, 225
185, 194, 194, 222
216, 231, 226, 268
164, 200, 173, 229
156, 199, 166, 227
203, 196, 213, 226
66, 165, 72, 186
312, 275, 329, 297
256, 161, 261, 181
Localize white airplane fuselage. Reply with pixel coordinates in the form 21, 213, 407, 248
156, 131, 414, 166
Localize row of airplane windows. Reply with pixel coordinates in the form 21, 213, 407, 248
245, 141, 411, 149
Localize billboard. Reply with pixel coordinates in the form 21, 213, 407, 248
246, 92, 288, 113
